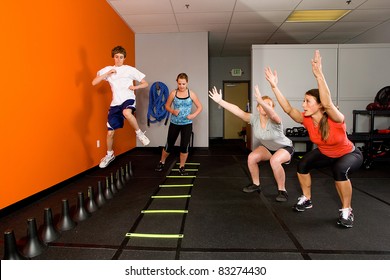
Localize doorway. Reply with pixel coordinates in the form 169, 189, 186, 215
223, 81, 250, 139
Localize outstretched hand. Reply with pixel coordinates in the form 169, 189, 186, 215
311, 50, 323, 78
254, 85, 263, 104
208, 86, 222, 104
264, 67, 278, 88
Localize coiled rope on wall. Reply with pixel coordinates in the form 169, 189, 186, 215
147, 81, 170, 126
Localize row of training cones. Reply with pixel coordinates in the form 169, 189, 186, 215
2, 161, 133, 260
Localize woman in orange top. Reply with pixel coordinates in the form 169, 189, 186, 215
265, 50, 363, 228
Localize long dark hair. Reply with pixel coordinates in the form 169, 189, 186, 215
306, 89, 329, 141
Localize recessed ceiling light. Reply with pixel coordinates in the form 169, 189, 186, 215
287, 10, 351, 22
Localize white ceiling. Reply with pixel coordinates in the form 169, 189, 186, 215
107, 0, 390, 57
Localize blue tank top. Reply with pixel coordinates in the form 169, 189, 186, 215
170, 90, 193, 125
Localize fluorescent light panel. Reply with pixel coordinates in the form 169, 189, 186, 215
287, 10, 351, 22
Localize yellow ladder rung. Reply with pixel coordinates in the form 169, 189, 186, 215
126, 233, 184, 239
151, 195, 191, 199
166, 175, 196, 178
141, 210, 188, 214
159, 184, 194, 188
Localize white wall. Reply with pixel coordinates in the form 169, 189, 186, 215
135, 32, 209, 147
337, 19, 390, 133
338, 44, 390, 133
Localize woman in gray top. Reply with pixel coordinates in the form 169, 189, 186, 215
209, 85, 294, 202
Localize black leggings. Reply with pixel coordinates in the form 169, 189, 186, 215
164, 123, 192, 154
297, 147, 363, 181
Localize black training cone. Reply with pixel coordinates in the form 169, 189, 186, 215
86, 186, 99, 213
104, 177, 113, 199
22, 218, 47, 258
128, 161, 134, 177
116, 169, 124, 190
110, 172, 118, 194
57, 199, 77, 231
73, 192, 91, 222
96, 181, 106, 207
41, 208, 61, 243
125, 164, 131, 182
3, 229, 28, 260
121, 167, 127, 187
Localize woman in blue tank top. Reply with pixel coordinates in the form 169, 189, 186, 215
155, 73, 203, 175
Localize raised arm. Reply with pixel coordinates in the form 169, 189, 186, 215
264, 67, 303, 124
208, 86, 251, 123
311, 50, 344, 123
254, 85, 281, 124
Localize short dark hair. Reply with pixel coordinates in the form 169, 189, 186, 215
111, 46, 126, 58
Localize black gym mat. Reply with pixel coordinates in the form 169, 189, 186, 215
1, 139, 390, 260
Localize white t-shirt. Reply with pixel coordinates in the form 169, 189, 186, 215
250, 114, 292, 151
98, 65, 146, 106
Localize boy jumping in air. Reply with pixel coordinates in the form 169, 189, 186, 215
92, 46, 150, 168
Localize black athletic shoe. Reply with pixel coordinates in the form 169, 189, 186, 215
337, 208, 354, 228
179, 166, 188, 176
242, 184, 261, 193
293, 195, 313, 211
155, 162, 165, 172
275, 190, 288, 202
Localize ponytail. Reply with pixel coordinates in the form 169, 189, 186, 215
319, 112, 329, 141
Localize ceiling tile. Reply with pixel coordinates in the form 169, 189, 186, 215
268, 31, 319, 44
360, 0, 390, 9
228, 23, 280, 33
235, 0, 302, 12
232, 11, 290, 23
175, 12, 232, 24
171, 0, 236, 13
108, 0, 173, 14
327, 21, 382, 32
123, 14, 177, 26
341, 9, 390, 22
179, 24, 229, 33
296, 0, 366, 10
309, 31, 363, 43
130, 25, 179, 33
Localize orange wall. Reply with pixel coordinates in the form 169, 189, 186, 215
0, 0, 136, 210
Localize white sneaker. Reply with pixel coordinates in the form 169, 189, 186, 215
137, 131, 150, 146
338, 208, 354, 228
99, 154, 115, 168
